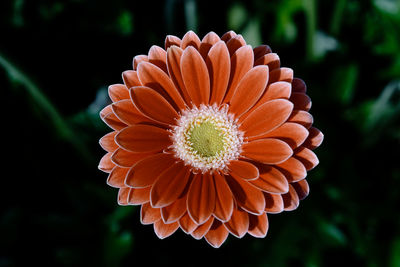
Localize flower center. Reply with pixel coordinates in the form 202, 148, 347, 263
171, 105, 243, 173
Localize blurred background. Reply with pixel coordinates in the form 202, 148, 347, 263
1, 0, 400, 266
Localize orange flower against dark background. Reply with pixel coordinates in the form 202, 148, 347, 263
98, 30, 323, 247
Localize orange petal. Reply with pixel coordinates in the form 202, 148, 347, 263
292, 179, 309, 200
111, 148, 150, 168
112, 99, 152, 125
166, 46, 192, 104
250, 165, 289, 194
99, 152, 115, 173
117, 187, 130, 205
107, 166, 129, 188
213, 172, 234, 222
199, 31, 220, 59
290, 92, 312, 111
150, 162, 191, 208
187, 173, 216, 224
153, 220, 179, 239
122, 70, 141, 89
253, 45, 272, 62
221, 30, 237, 42
295, 147, 319, 170
254, 53, 280, 71
264, 192, 284, 213
269, 67, 293, 84
140, 202, 161, 225
261, 122, 309, 149
224, 208, 249, 238
130, 86, 178, 125
191, 216, 214, 240
282, 184, 300, 211
125, 153, 175, 188
226, 34, 246, 56
179, 213, 198, 234
248, 213, 269, 238
132, 55, 148, 70
99, 131, 118, 152
108, 84, 130, 102
161, 193, 187, 224
102, 112, 127, 131
165, 35, 181, 49
181, 46, 210, 106
115, 124, 171, 153
223, 45, 254, 103
204, 220, 229, 248
229, 160, 259, 180
276, 157, 307, 183
207, 41, 231, 105
229, 65, 269, 117
242, 139, 293, 164
288, 110, 314, 129
240, 99, 293, 138
99, 105, 112, 119
136, 62, 186, 111
303, 127, 324, 150
128, 187, 150, 205
148, 45, 168, 73
181, 30, 201, 49
226, 175, 265, 215
292, 77, 307, 93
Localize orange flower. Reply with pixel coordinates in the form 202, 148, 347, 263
98, 31, 323, 248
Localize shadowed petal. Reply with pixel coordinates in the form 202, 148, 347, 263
181, 30, 201, 49
99, 131, 118, 152
295, 147, 319, 170
115, 124, 171, 153
179, 213, 198, 234
292, 179, 310, 200
111, 148, 151, 168
248, 213, 269, 238
261, 122, 309, 149
224, 208, 249, 238
288, 110, 314, 129
165, 35, 181, 49
303, 127, 324, 150
154, 220, 179, 239
226, 34, 246, 56
141, 202, 161, 225
107, 166, 129, 188
276, 157, 307, 183
282, 184, 300, 211
229, 160, 259, 180
117, 187, 130, 205
250, 165, 289, 194
253, 45, 272, 62
191, 216, 214, 240
254, 53, 280, 71
242, 139, 293, 164
290, 92, 312, 111
292, 78, 307, 93
205, 220, 229, 248
112, 99, 152, 125
264, 192, 284, 213
213, 172, 234, 222
109, 84, 130, 102
161, 193, 187, 224
269, 67, 293, 84
199, 31, 220, 58
148, 45, 168, 73
122, 70, 141, 89
128, 187, 150, 205
221, 30, 237, 42
99, 152, 115, 173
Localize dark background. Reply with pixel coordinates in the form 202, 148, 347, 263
1, 0, 400, 266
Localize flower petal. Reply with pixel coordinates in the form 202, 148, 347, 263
261, 122, 309, 149
111, 148, 151, 168
207, 41, 231, 105
100, 105, 112, 119
303, 127, 324, 150
204, 220, 229, 248
226, 175, 265, 215
292, 179, 309, 200
276, 157, 307, 183
137, 62, 186, 111
199, 31, 220, 58
253, 45, 272, 62
264, 192, 284, 213
213, 172, 234, 222
229, 65, 269, 117
295, 147, 319, 170
240, 99, 293, 138
224, 208, 249, 238
117, 187, 130, 205
115, 124, 171, 153
292, 78, 307, 93
181, 30, 201, 49
128, 187, 150, 205
288, 110, 314, 129
248, 213, 269, 238
221, 30, 237, 42
99, 131, 118, 152
262, 81, 292, 101
282, 184, 300, 211
122, 70, 141, 89
125, 153, 175, 188
109, 84, 130, 102
165, 35, 181, 49
229, 160, 259, 180
130, 86, 178, 125
269, 67, 293, 84
148, 45, 168, 73
242, 139, 293, 164
290, 92, 312, 111
161, 193, 187, 224
154, 220, 179, 239
226, 34, 246, 56
254, 53, 280, 71
181, 46, 210, 106
107, 166, 129, 188
191, 216, 214, 240
99, 152, 115, 173
141, 202, 161, 225
250, 165, 289, 194
112, 99, 152, 125
132, 55, 148, 70
223, 45, 254, 103
179, 213, 198, 234
151, 162, 191, 208
102, 112, 127, 131
187, 173, 216, 224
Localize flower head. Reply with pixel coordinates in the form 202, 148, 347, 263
98, 30, 323, 248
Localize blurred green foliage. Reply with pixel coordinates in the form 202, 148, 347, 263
1, 0, 400, 266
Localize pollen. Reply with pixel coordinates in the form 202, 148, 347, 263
171, 105, 243, 173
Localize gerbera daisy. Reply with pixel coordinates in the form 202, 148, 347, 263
98, 30, 323, 248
